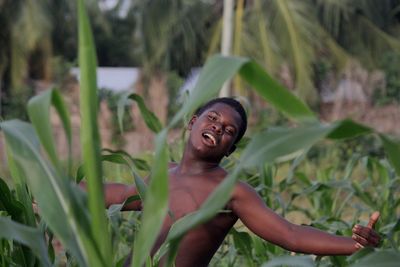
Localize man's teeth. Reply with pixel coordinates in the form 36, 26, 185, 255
204, 133, 216, 144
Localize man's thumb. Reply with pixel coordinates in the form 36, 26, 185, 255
367, 211, 380, 229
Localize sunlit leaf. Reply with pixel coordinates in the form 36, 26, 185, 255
261, 255, 315, 267
128, 93, 163, 133
239, 61, 315, 122
78, 0, 112, 264
132, 130, 169, 267
27, 89, 72, 175
1, 120, 102, 267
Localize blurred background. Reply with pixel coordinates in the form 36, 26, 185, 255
1, 2, 400, 265
0, 0, 400, 161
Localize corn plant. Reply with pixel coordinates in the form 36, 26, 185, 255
1, 1, 400, 267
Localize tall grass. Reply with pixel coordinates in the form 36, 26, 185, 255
0, 1, 399, 267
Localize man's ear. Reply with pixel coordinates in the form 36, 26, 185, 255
187, 115, 197, 130
226, 144, 237, 156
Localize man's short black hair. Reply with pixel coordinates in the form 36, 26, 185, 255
195, 97, 247, 144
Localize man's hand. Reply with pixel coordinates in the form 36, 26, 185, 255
352, 211, 381, 249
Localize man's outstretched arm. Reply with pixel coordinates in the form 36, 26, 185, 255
230, 182, 380, 255
79, 182, 142, 211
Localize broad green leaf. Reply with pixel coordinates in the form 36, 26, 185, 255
102, 148, 151, 171
232, 229, 253, 262
76, 151, 148, 200
170, 55, 315, 128
170, 55, 249, 127
349, 250, 400, 267
117, 91, 132, 133
0, 177, 24, 221
100, 152, 148, 200
327, 119, 372, 139
240, 124, 334, 168
0, 217, 51, 267
5, 133, 37, 228
132, 129, 169, 267
239, 61, 315, 122
27, 89, 72, 175
379, 134, 400, 177
261, 255, 315, 267
0, 178, 36, 267
351, 182, 377, 209
1, 120, 103, 267
107, 195, 141, 219
128, 93, 163, 133
347, 247, 375, 264
78, 0, 112, 264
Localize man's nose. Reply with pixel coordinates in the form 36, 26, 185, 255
212, 123, 222, 134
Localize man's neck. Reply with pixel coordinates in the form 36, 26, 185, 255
176, 146, 221, 175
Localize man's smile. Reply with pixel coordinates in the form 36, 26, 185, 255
201, 130, 218, 147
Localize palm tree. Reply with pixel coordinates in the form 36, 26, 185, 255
211, 0, 400, 105
0, 0, 53, 118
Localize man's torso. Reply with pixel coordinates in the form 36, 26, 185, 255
152, 165, 238, 267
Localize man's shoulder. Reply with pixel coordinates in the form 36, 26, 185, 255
232, 180, 257, 199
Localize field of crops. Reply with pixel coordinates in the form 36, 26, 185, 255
1, 1, 399, 266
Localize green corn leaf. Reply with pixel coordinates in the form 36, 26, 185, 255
117, 91, 132, 133
5, 135, 37, 228
102, 148, 151, 171
379, 134, 400, 177
100, 152, 148, 200
347, 247, 375, 264
1, 120, 105, 267
239, 61, 315, 122
170, 55, 315, 127
132, 129, 169, 267
102, 154, 131, 165
27, 89, 72, 176
240, 124, 334, 168
77, 0, 112, 264
232, 229, 253, 261
327, 119, 372, 139
0, 177, 24, 221
128, 93, 163, 133
117, 93, 163, 134
0, 178, 38, 266
170, 55, 249, 127
349, 250, 400, 267
351, 182, 377, 209
0, 217, 51, 267
107, 195, 141, 219
261, 255, 315, 267
76, 151, 148, 200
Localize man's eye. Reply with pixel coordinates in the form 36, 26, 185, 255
208, 114, 217, 121
225, 128, 234, 135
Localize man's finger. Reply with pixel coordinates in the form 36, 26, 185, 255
352, 234, 368, 247
367, 211, 380, 229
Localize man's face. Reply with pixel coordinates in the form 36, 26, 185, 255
188, 103, 242, 161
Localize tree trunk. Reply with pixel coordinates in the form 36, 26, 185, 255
220, 0, 234, 97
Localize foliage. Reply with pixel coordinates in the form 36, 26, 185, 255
0, 2, 399, 267
373, 52, 400, 105
211, 148, 400, 267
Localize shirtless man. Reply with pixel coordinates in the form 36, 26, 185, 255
96, 97, 380, 266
